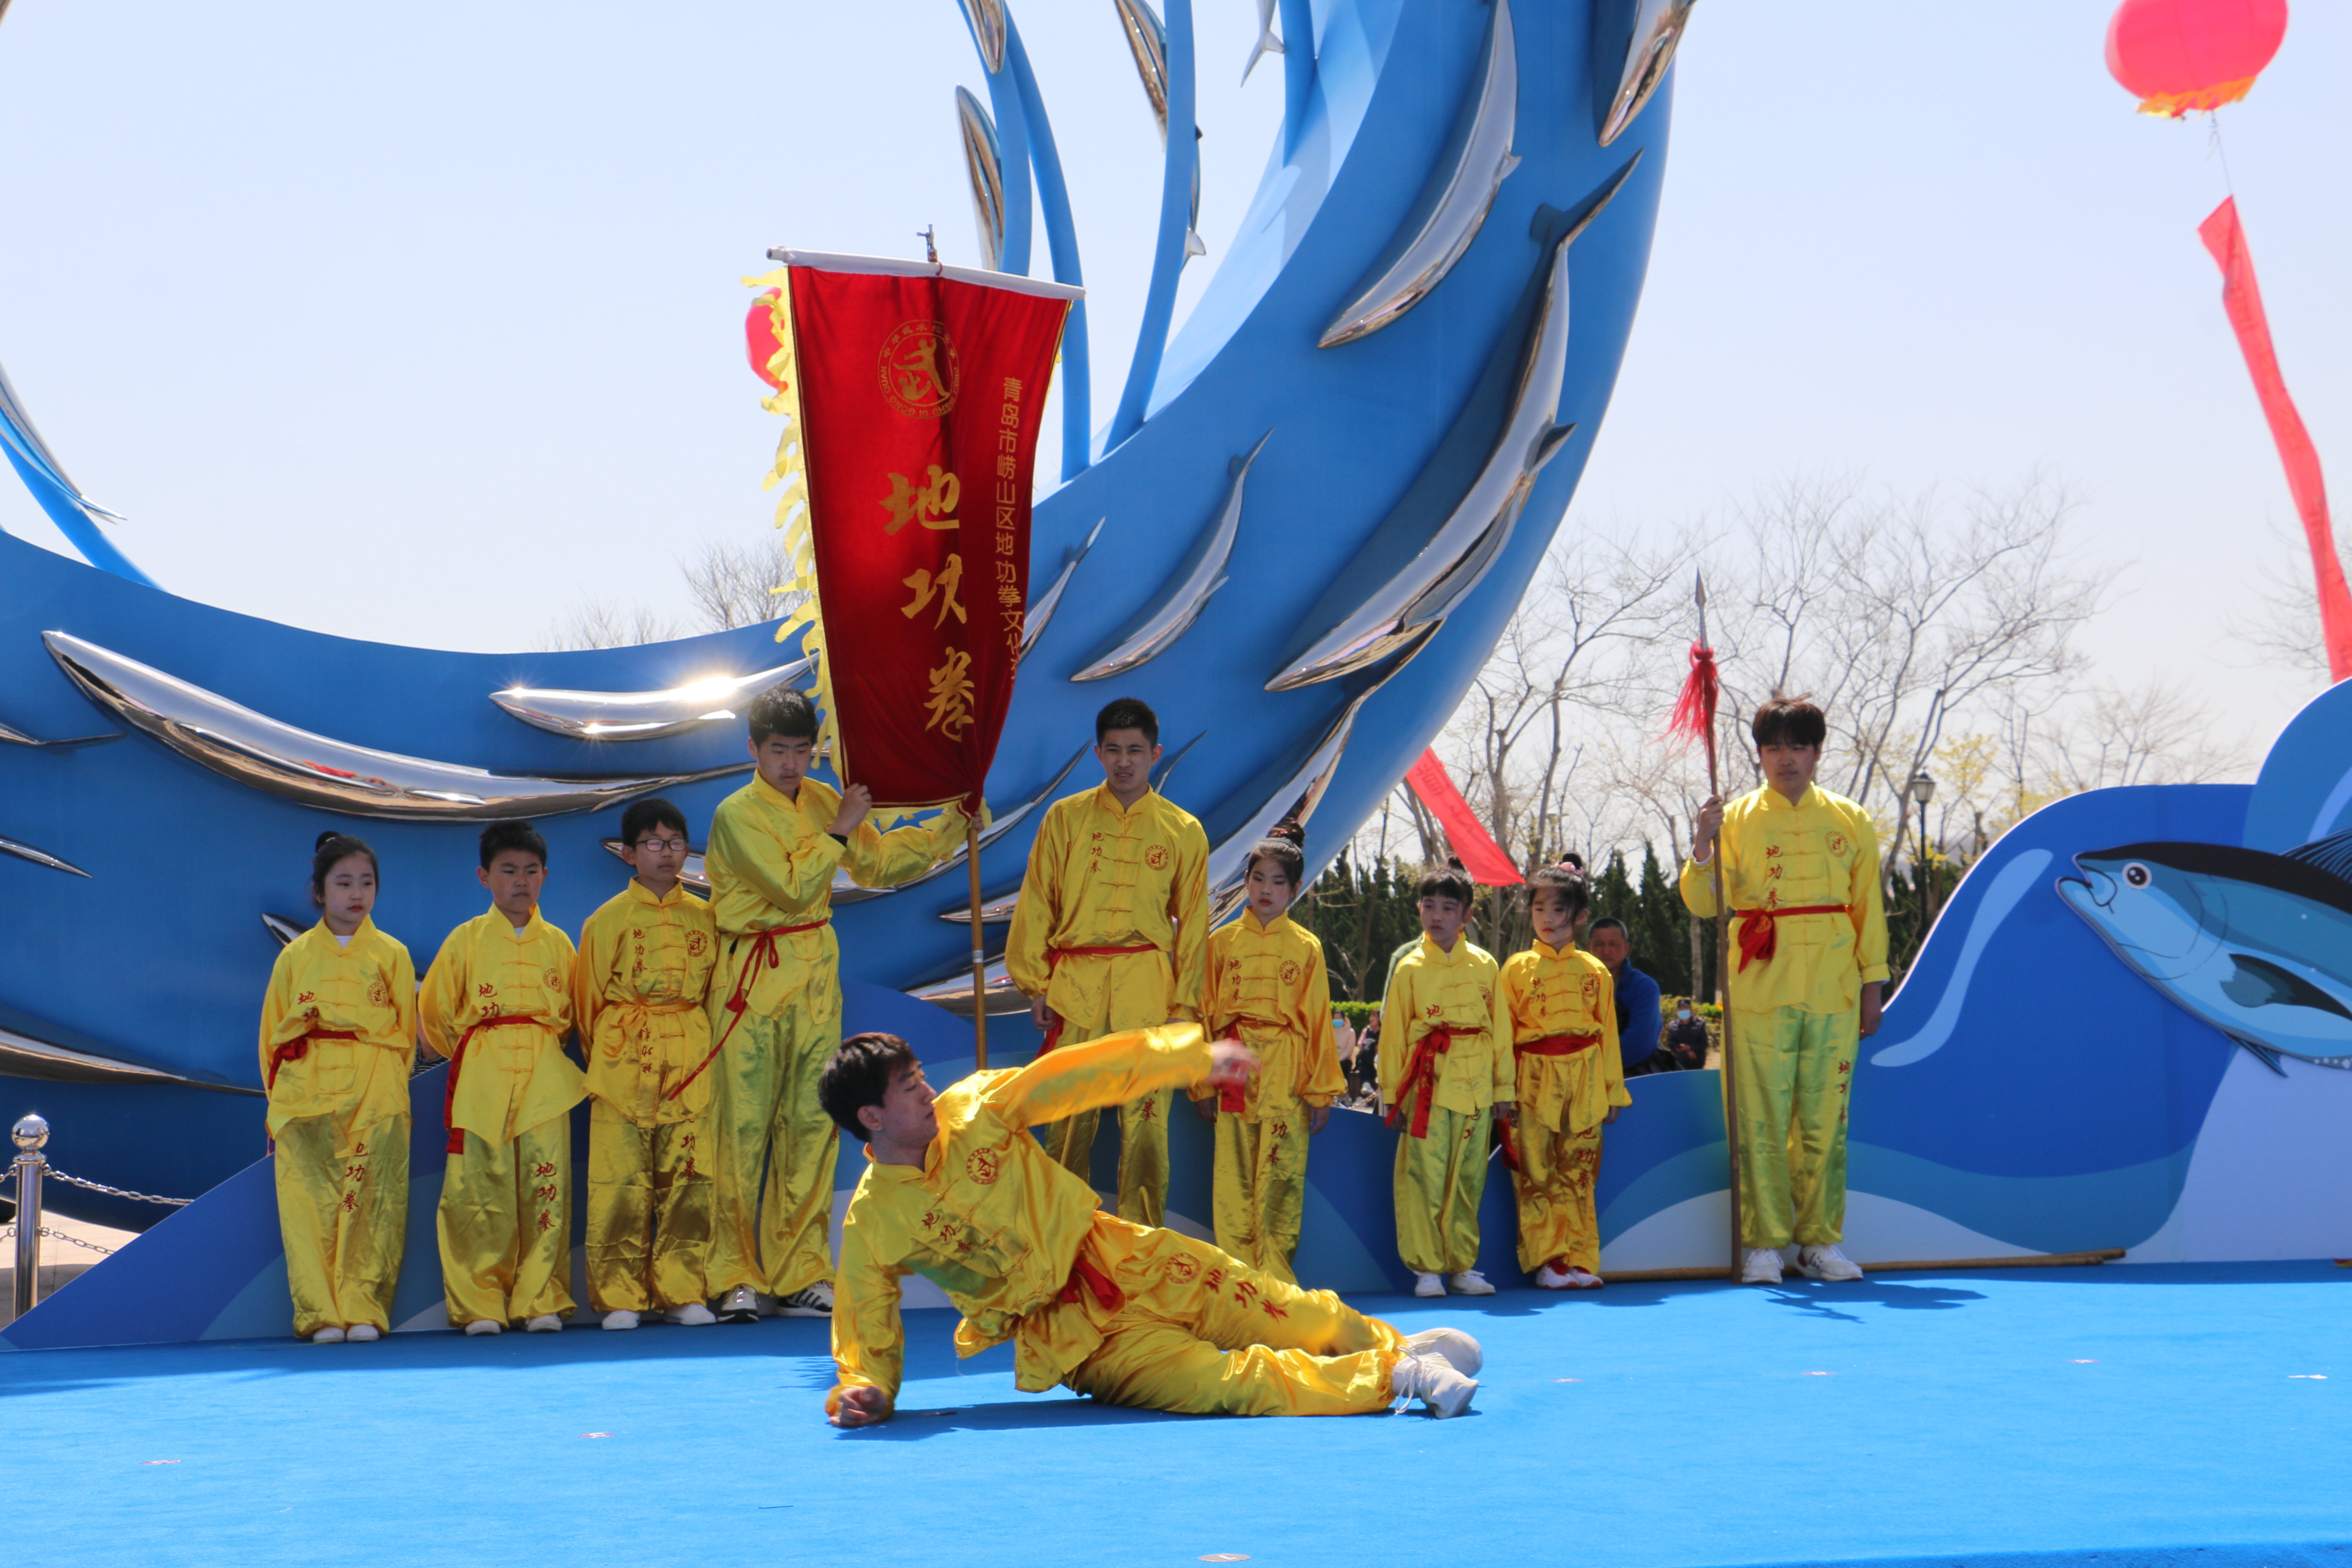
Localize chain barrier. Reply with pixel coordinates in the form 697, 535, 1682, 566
0, 1222, 115, 1257
37, 1168, 190, 1208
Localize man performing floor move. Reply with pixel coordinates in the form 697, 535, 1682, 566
817, 1024, 1481, 1426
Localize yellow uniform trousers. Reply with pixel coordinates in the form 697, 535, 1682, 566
1210, 1110, 1311, 1285
438, 1116, 573, 1326
1036, 947, 1184, 1226
1058, 1216, 1403, 1417
274, 1110, 409, 1337
586, 1100, 712, 1313
1039, 1080, 1171, 1228
1727, 1004, 1859, 1249
1392, 1105, 1490, 1276
706, 1005, 839, 1300
1510, 1118, 1604, 1274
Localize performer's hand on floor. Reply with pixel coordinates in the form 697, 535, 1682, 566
1207, 1037, 1262, 1091
1858, 981, 1884, 1038
1308, 1105, 1329, 1134
1194, 1096, 1216, 1123
1029, 995, 1056, 1031
829, 784, 874, 836
830, 1386, 893, 1428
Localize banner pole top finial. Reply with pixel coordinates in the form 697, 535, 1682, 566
919, 225, 939, 266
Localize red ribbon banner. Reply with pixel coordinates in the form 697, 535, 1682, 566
1403, 748, 1523, 887
781, 254, 1077, 808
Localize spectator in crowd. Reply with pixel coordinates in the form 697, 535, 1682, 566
1356, 1010, 1381, 1100
1585, 918, 1669, 1078
1665, 1000, 1711, 1071
1333, 1013, 1359, 1091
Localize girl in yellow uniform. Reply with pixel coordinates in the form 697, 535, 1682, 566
1498, 863, 1630, 1289
420, 821, 588, 1334
1191, 821, 1341, 1284
259, 833, 417, 1344
573, 798, 720, 1330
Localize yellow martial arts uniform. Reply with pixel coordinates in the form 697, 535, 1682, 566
1378, 935, 1509, 1277
420, 907, 588, 1327
259, 918, 417, 1338
703, 773, 970, 1301
573, 879, 719, 1314
1679, 783, 1889, 1249
1498, 940, 1630, 1274
1004, 784, 1207, 1225
829, 1025, 1406, 1420
1191, 910, 1343, 1283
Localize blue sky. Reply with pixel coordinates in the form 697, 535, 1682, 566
0, 0, 2343, 761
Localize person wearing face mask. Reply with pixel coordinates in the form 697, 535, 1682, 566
1664, 999, 1711, 1071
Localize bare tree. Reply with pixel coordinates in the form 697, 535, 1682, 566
681, 536, 811, 632
2224, 517, 2337, 683
536, 600, 683, 651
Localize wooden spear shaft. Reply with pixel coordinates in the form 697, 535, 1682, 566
967, 814, 988, 1070
1697, 574, 1745, 1279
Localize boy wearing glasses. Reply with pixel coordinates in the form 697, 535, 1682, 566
572, 797, 722, 1329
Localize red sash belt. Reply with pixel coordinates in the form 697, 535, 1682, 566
668, 919, 830, 1102
1516, 1030, 1602, 1059
442, 1014, 542, 1153
1734, 905, 1851, 971
1384, 1024, 1483, 1140
1059, 1251, 1125, 1314
267, 1027, 360, 1091
1036, 943, 1161, 1054
1216, 1014, 1285, 1111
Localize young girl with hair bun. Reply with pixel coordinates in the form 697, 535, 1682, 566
257, 832, 418, 1343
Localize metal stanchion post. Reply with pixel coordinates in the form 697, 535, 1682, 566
12, 1114, 49, 1320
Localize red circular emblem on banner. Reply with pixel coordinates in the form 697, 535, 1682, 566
878, 320, 960, 419
1145, 845, 1170, 871
965, 1148, 1001, 1185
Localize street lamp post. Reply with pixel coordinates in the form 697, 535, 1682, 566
1908, 770, 1938, 947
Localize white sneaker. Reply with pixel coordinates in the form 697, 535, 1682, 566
1565, 1267, 1605, 1289
1740, 1246, 1786, 1285
666, 1302, 717, 1326
346, 1324, 380, 1342
602, 1309, 640, 1332
1797, 1243, 1865, 1282
1390, 1352, 1478, 1418
1447, 1270, 1497, 1296
1534, 1263, 1575, 1289
777, 1281, 834, 1317
524, 1314, 564, 1333
1403, 1327, 1483, 1377
464, 1318, 504, 1336
309, 1326, 346, 1344
1412, 1271, 1446, 1298
717, 1285, 761, 1323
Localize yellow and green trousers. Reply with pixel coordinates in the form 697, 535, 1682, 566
1391, 1103, 1489, 1277
586, 1099, 713, 1313
1210, 1109, 1311, 1285
705, 1005, 839, 1301
1726, 1004, 1859, 1249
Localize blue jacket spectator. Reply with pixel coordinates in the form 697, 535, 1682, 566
1586, 918, 1665, 1076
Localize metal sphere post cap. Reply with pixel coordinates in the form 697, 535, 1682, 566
12, 1114, 49, 1152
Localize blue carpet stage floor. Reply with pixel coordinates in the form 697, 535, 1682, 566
10, 1263, 2346, 1568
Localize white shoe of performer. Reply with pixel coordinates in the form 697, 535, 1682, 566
1391, 1352, 1479, 1419
1740, 1247, 1786, 1285
524, 1314, 564, 1333
1565, 1267, 1605, 1289
346, 1324, 381, 1342
1447, 1270, 1497, 1297
464, 1319, 504, 1336
1535, 1263, 1574, 1289
1413, 1271, 1446, 1298
602, 1310, 640, 1331
777, 1281, 834, 1318
666, 1302, 718, 1326
310, 1326, 346, 1344
1796, 1243, 1865, 1282
1403, 1327, 1484, 1378
716, 1285, 761, 1323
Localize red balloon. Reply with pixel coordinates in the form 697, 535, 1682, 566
745, 288, 787, 390
2106, 0, 2288, 117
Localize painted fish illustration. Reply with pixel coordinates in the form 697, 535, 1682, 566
2058, 840, 2352, 1074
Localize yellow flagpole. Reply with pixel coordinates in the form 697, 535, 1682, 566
968, 815, 988, 1069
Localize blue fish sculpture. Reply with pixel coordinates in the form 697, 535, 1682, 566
2058, 839, 2352, 1075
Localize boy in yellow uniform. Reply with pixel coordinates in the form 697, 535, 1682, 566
1190, 821, 1341, 1283
1006, 696, 1208, 1226
259, 832, 416, 1344
1378, 865, 1510, 1298
1682, 697, 1889, 1286
1499, 863, 1630, 1290
421, 821, 589, 1334
573, 797, 720, 1330
818, 1024, 1483, 1426
702, 689, 973, 1323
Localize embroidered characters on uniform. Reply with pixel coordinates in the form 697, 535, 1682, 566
1279, 959, 1302, 987
965, 1148, 1001, 1185
477, 983, 496, 998
297, 990, 316, 1005
1145, 845, 1170, 871
1165, 1254, 1198, 1283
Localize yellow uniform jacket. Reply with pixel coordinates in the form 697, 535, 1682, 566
420, 907, 587, 1147
1195, 910, 1342, 1117
257, 918, 416, 1139
1498, 941, 1631, 1136
573, 880, 719, 1124
1004, 785, 1210, 1024
1377, 936, 1509, 1121
704, 774, 968, 1021
830, 1025, 1213, 1404
1678, 783, 1891, 1014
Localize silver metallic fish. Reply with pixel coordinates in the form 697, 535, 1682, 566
1243, 0, 1286, 84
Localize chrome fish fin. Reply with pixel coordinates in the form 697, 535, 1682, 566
2226, 1036, 2292, 1078
2281, 828, 2352, 884
2220, 952, 2352, 1023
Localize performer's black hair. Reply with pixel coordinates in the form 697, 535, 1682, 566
1245, 818, 1306, 887
1751, 695, 1827, 750
478, 821, 549, 871
821, 1032, 922, 1142
1526, 861, 1591, 920
620, 796, 689, 847
309, 832, 379, 903
1416, 863, 1474, 906
1094, 696, 1159, 747
749, 688, 820, 747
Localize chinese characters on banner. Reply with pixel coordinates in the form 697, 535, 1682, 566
773, 255, 1077, 810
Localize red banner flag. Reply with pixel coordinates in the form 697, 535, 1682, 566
2197, 198, 2352, 684
750, 252, 1078, 808
1403, 749, 1523, 887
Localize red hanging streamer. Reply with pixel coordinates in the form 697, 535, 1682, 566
1665, 639, 1721, 772
1402, 749, 1523, 887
